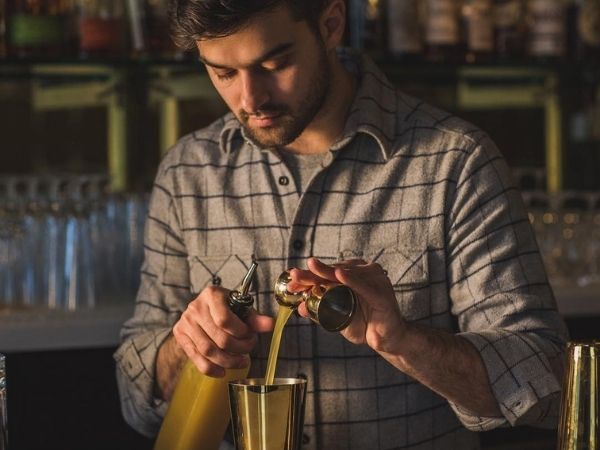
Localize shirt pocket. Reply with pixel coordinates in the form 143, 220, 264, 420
187, 254, 254, 295
340, 245, 431, 320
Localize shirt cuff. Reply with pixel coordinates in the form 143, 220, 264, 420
452, 330, 562, 430
114, 327, 172, 437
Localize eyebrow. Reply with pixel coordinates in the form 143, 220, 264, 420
199, 42, 294, 70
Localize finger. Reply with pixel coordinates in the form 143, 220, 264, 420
179, 299, 257, 355
205, 286, 252, 338
288, 267, 330, 292
190, 324, 251, 370
176, 332, 225, 377
332, 258, 367, 267
333, 264, 383, 299
246, 310, 276, 333
297, 301, 310, 318
306, 257, 340, 282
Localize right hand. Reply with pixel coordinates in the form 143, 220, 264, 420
172, 285, 275, 377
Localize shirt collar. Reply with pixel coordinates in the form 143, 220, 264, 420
218, 48, 397, 160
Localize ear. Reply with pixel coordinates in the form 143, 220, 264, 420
319, 0, 346, 51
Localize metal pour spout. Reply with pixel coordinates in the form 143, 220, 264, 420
228, 261, 258, 320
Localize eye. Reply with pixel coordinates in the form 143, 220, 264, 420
215, 70, 236, 81
262, 56, 290, 73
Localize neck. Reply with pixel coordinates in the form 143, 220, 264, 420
283, 53, 356, 155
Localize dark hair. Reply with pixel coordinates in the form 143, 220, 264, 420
169, 0, 328, 50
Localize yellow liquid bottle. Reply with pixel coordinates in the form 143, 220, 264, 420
154, 262, 258, 450
153, 360, 248, 450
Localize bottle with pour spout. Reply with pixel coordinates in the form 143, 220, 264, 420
153, 262, 258, 450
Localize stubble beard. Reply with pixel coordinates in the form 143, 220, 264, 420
238, 48, 331, 148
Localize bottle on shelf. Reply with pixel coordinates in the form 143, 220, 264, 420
0, 0, 6, 58
8, 0, 72, 59
493, 0, 527, 61
461, 0, 495, 63
526, 0, 567, 61
568, 0, 600, 63
566, 84, 599, 189
386, 0, 424, 62
78, 0, 125, 58
347, 0, 385, 58
127, 0, 181, 60
424, 0, 461, 63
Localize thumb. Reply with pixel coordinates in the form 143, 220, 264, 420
246, 310, 276, 333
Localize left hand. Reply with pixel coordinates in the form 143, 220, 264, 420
288, 257, 407, 353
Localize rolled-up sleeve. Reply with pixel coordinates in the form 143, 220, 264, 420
113, 151, 191, 437
445, 135, 568, 431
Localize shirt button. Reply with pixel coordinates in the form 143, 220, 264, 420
212, 275, 222, 286
278, 176, 290, 186
293, 239, 304, 250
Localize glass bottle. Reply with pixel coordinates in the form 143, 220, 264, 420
8, 0, 69, 58
153, 263, 258, 450
568, 0, 600, 62
0, 0, 6, 58
462, 0, 495, 63
347, 0, 385, 58
386, 0, 424, 61
526, 0, 567, 60
78, 0, 125, 58
493, 0, 527, 61
424, 0, 461, 63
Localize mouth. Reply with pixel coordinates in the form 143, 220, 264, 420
248, 113, 282, 128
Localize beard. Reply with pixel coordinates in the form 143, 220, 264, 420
237, 46, 331, 148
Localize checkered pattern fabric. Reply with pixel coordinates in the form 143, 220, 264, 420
114, 49, 568, 449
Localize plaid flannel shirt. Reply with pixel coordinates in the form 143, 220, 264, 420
114, 49, 568, 450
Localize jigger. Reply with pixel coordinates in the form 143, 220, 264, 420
274, 270, 357, 331
557, 341, 599, 450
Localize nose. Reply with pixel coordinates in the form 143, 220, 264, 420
240, 72, 270, 114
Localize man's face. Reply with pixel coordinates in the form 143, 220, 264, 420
197, 5, 330, 148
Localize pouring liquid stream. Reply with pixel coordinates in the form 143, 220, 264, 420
264, 305, 294, 384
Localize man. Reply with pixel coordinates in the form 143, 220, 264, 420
114, 0, 569, 448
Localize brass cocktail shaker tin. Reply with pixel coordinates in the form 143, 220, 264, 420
557, 341, 599, 449
274, 270, 356, 331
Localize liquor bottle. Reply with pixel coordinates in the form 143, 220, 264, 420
424, 0, 461, 63
493, 0, 527, 61
526, 0, 567, 60
8, 0, 68, 58
78, 0, 125, 58
0, 0, 6, 58
386, 0, 424, 62
461, 0, 495, 63
127, 0, 180, 59
568, 0, 600, 62
567, 86, 597, 189
154, 262, 258, 450
347, 0, 385, 58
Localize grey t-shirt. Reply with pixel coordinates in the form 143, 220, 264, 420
278, 150, 328, 193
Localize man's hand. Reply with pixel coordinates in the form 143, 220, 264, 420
289, 257, 502, 417
156, 285, 274, 400
173, 285, 275, 376
288, 257, 406, 353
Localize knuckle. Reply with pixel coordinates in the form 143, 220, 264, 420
196, 339, 214, 357
213, 333, 231, 351
213, 314, 231, 330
